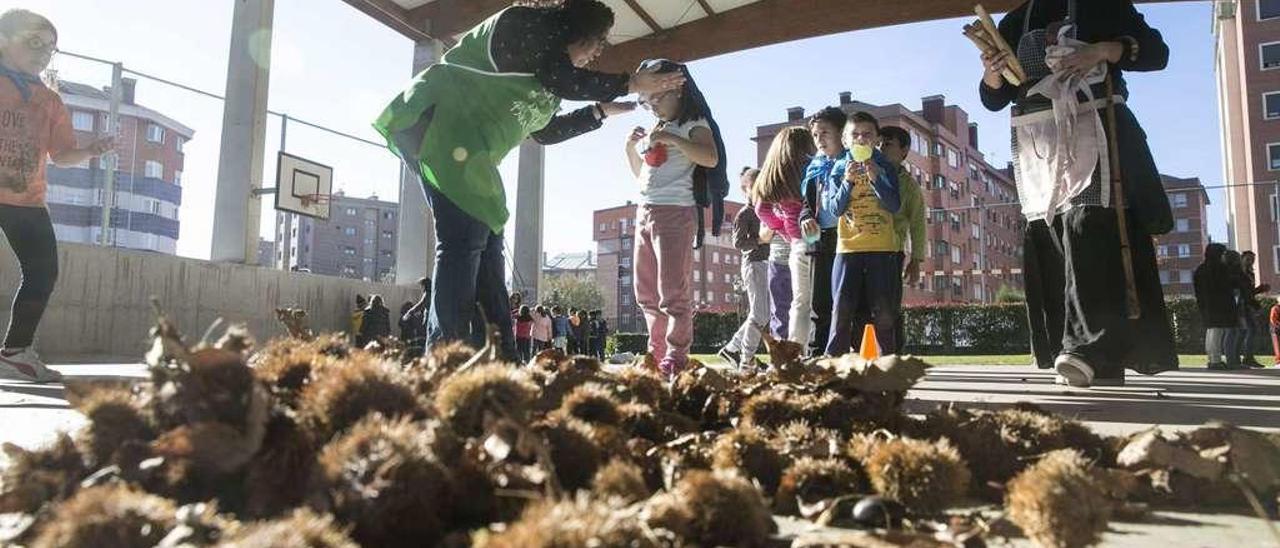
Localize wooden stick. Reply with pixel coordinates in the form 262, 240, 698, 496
1104, 73, 1142, 320
963, 23, 1022, 86
974, 4, 1028, 82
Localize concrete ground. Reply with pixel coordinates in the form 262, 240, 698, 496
1, 362, 1276, 546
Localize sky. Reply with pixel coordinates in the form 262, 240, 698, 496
36, 0, 1222, 261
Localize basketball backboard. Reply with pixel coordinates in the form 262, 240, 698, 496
274, 151, 333, 220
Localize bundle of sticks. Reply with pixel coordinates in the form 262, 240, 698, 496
963, 4, 1028, 86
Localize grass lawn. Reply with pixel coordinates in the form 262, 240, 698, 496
692, 353, 1213, 367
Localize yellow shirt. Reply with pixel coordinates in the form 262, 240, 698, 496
836, 164, 897, 253
893, 168, 926, 261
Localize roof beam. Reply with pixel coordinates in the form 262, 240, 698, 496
591, 0, 1183, 72
695, 0, 715, 16
338, 0, 430, 41
623, 0, 664, 33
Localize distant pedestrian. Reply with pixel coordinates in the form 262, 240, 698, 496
589, 310, 609, 359
551, 306, 570, 352
1238, 251, 1270, 368
360, 295, 392, 345
719, 167, 769, 370
352, 294, 368, 347
574, 309, 590, 357
514, 305, 535, 362
1195, 244, 1234, 369
532, 305, 553, 352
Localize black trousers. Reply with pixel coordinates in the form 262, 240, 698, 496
0, 205, 58, 350
1022, 207, 1178, 378
809, 228, 837, 357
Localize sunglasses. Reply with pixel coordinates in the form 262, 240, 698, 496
639, 89, 677, 110
24, 35, 57, 55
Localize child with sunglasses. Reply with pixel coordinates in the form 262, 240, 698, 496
0, 9, 113, 382
625, 60, 724, 378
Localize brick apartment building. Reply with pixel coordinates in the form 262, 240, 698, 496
1154, 175, 1212, 297
594, 201, 745, 332
47, 77, 192, 254
1216, 0, 1280, 287
275, 192, 399, 281
756, 93, 1025, 304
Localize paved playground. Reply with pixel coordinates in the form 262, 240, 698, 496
2, 362, 1276, 545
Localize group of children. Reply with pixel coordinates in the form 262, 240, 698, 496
1194, 245, 1274, 370
512, 301, 607, 362
716, 108, 926, 369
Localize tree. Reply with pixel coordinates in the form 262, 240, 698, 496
994, 284, 1026, 304
541, 274, 604, 311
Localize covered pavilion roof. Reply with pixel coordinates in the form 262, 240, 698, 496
340, 0, 1180, 72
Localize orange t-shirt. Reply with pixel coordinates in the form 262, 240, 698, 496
0, 79, 76, 207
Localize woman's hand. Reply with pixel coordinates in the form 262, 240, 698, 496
599, 101, 637, 118
87, 135, 116, 156
1058, 42, 1123, 78
981, 50, 1011, 88
629, 71, 685, 96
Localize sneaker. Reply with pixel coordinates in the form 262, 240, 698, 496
717, 347, 741, 366
658, 357, 685, 380
1244, 359, 1265, 369
1054, 353, 1095, 388
0, 348, 63, 383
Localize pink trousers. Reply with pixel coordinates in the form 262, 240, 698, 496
633, 205, 696, 362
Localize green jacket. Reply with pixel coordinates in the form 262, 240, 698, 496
893, 166, 926, 262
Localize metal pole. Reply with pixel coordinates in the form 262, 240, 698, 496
980, 206, 987, 302
280, 113, 288, 152
98, 63, 123, 246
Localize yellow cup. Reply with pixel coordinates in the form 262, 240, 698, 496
851, 144, 874, 163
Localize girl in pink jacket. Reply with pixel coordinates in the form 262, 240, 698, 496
753, 127, 817, 347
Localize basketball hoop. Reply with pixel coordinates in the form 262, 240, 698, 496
299, 193, 333, 209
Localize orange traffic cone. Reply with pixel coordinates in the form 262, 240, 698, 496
858, 324, 881, 360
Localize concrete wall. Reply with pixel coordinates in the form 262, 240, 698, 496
0, 242, 418, 362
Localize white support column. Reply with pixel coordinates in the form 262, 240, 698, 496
395, 39, 443, 285
512, 140, 545, 302
211, 0, 274, 263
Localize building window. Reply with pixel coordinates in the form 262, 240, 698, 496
343, 247, 356, 256
706, 291, 714, 303
1266, 92, 1280, 120
1175, 218, 1189, 232
383, 211, 395, 220
176, 138, 184, 153
174, 171, 182, 186
712, 252, 720, 264
1261, 0, 1280, 21
693, 270, 701, 282
144, 161, 163, 179
1179, 244, 1191, 258
146, 124, 165, 144
723, 273, 732, 284
946, 148, 960, 169
345, 207, 357, 216
951, 246, 962, 264
1170, 193, 1187, 208
1268, 143, 1280, 170
343, 227, 357, 236
382, 230, 393, 239
1159, 270, 1170, 284
147, 199, 161, 214
694, 290, 701, 301
1157, 245, 1167, 258
1262, 42, 1280, 70
724, 293, 732, 303
341, 266, 357, 277
71, 111, 94, 132
1179, 270, 1192, 284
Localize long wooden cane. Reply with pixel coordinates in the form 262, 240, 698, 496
1103, 73, 1142, 320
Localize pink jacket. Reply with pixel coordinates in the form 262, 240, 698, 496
756, 199, 805, 242
533, 314, 553, 342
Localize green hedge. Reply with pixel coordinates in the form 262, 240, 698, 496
607, 298, 1278, 357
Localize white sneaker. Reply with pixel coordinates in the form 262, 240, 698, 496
1054, 353, 1094, 388
0, 348, 63, 383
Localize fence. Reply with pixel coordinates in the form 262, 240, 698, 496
46, 45, 404, 269
607, 298, 1279, 357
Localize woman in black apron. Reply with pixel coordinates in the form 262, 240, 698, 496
978, 0, 1176, 387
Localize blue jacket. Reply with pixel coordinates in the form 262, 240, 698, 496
552, 315, 571, 338
799, 152, 843, 230
824, 149, 901, 218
